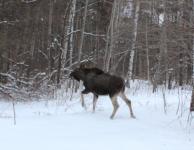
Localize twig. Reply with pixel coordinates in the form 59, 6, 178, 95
0, 89, 16, 125
162, 86, 167, 114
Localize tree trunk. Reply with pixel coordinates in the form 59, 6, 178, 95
57, 49, 62, 86
190, 89, 194, 111
48, 0, 54, 75
190, 0, 194, 112
104, 0, 117, 72
161, 0, 168, 87
145, 16, 150, 81
78, 0, 89, 64
57, 0, 72, 85
69, 0, 76, 66
127, 0, 140, 87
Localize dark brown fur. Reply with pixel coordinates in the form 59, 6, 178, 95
70, 67, 135, 119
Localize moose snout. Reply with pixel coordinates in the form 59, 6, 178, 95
69, 72, 73, 78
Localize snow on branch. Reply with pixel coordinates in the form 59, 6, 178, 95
21, 0, 38, 3
0, 21, 8, 24
0, 73, 15, 81
0, 73, 32, 86
38, 49, 49, 60
84, 32, 106, 37
65, 30, 105, 37
122, 0, 133, 18
0, 20, 19, 25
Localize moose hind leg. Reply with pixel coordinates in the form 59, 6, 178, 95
81, 89, 90, 109
120, 92, 135, 118
110, 95, 119, 119
81, 93, 86, 108
93, 94, 98, 113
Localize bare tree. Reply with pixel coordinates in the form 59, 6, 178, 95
78, 0, 89, 64
127, 0, 140, 87
190, 0, 194, 112
104, 0, 118, 72
47, 0, 54, 80
69, 0, 77, 66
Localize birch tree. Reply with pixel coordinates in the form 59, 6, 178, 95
145, 16, 150, 81
57, 0, 73, 85
160, 0, 168, 87
69, 0, 77, 66
104, 0, 118, 72
188, 16, 194, 113
78, 0, 89, 64
127, 0, 140, 86
190, 44, 194, 110
190, 0, 194, 112
48, 0, 54, 75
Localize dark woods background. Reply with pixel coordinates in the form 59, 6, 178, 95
0, 0, 194, 100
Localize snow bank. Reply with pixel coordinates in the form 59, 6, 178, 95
0, 80, 193, 150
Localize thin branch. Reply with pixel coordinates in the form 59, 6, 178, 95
21, 0, 38, 3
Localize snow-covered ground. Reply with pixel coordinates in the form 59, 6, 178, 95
0, 80, 194, 150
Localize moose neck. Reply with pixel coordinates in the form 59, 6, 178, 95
77, 72, 87, 82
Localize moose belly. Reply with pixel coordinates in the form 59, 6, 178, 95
92, 88, 109, 95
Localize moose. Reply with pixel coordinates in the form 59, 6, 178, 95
70, 67, 135, 119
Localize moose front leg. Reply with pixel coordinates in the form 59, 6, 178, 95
81, 89, 90, 108
119, 92, 135, 118
82, 88, 90, 94
93, 94, 98, 113
80, 93, 85, 108
110, 95, 119, 119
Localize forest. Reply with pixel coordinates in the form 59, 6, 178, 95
0, 0, 194, 100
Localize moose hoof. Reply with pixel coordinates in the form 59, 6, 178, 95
81, 102, 85, 107
81, 103, 87, 111
131, 114, 136, 119
110, 115, 114, 120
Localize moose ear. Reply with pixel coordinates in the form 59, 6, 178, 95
93, 68, 104, 74
69, 71, 80, 81
69, 72, 73, 77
